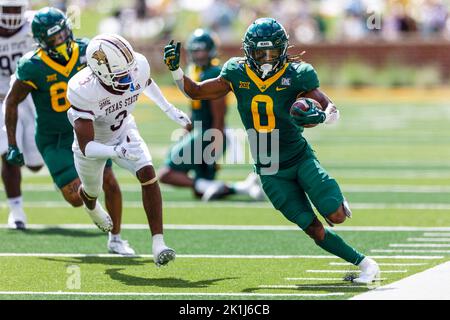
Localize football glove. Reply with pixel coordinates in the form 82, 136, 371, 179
164, 40, 181, 71
165, 106, 191, 127
114, 141, 143, 161
6, 145, 24, 166
291, 104, 326, 126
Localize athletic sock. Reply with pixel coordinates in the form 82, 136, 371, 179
152, 234, 166, 252
8, 196, 23, 212
109, 232, 121, 242
315, 228, 365, 265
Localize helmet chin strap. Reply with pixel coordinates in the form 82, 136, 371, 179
260, 63, 273, 79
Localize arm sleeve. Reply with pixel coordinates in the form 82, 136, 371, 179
219, 58, 235, 83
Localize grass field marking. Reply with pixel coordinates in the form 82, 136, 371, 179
0, 253, 444, 260
351, 261, 450, 300
0, 291, 346, 298
407, 238, 450, 242
3, 202, 450, 210
329, 262, 427, 267
3, 224, 450, 232
372, 249, 450, 253
422, 233, 450, 237
7, 184, 450, 194
259, 285, 367, 289
342, 185, 450, 193
285, 277, 387, 281
306, 270, 408, 274
389, 244, 450, 248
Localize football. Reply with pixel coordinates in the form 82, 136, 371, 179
290, 97, 323, 128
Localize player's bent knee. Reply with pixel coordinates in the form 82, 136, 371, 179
305, 218, 326, 242
63, 193, 83, 207
327, 207, 346, 224
137, 165, 157, 185
157, 167, 172, 184
27, 165, 43, 173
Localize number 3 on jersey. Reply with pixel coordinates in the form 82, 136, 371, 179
50, 82, 71, 112
251, 95, 275, 133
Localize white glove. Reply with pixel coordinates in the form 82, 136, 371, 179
165, 106, 192, 127
324, 104, 340, 124
113, 141, 143, 161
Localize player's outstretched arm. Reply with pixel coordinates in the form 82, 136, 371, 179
163, 40, 232, 100
4, 79, 33, 165
143, 78, 191, 127
302, 88, 340, 125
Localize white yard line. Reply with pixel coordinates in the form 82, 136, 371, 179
407, 238, 450, 242
0, 291, 346, 298
329, 262, 427, 266
285, 277, 387, 281
423, 233, 450, 237
307, 270, 407, 273
351, 261, 450, 300
1, 202, 450, 210
2, 224, 450, 232
259, 285, 366, 289
6, 184, 450, 193
0, 253, 443, 260
372, 249, 450, 253
390, 244, 450, 248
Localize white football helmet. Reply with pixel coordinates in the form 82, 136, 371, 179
0, 0, 28, 30
86, 34, 137, 92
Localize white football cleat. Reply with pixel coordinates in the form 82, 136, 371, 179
85, 202, 113, 233
108, 238, 136, 256
153, 246, 176, 267
7, 209, 27, 230
353, 257, 380, 284
201, 181, 227, 202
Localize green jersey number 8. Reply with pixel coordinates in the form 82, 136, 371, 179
251, 94, 275, 133
50, 81, 71, 112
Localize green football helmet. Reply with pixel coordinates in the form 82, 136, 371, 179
31, 7, 73, 62
186, 28, 217, 68
243, 17, 289, 79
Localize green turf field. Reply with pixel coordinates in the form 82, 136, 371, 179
1, 88, 449, 300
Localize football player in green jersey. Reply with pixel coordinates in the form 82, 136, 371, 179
164, 18, 380, 283
4, 7, 134, 255
159, 28, 264, 201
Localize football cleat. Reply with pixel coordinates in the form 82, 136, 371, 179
343, 198, 352, 218
353, 257, 380, 284
108, 238, 136, 256
154, 247, 176, 267
201, 181, 228, 202
7, 209, 27, 230
85, 202, 113, 233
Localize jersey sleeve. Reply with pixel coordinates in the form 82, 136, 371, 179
294, 63, 320, 93
202, 65, 222, 81
67, 78, 97, 121
219, 58, 240, 83
15, 54, 38, 90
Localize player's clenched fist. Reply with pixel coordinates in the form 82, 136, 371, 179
164, 40, 181, 71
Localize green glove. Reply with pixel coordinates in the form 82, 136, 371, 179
6, 145, 24, 166
291, 103, 326, 127
164, 40, 181, 71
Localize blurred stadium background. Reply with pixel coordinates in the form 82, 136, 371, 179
37, 0, 450, 87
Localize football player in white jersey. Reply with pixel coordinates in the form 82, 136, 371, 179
0, 0, 44, 229
67, 34, 191, 266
